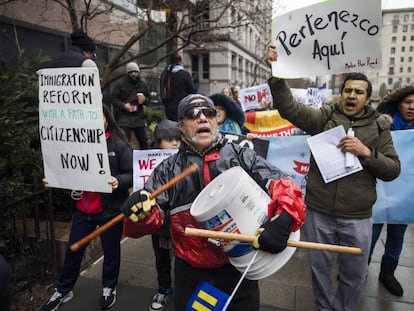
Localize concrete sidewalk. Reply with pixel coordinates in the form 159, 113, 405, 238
61, 224, 414, 311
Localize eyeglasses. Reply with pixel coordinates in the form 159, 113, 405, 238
184, 107, 217, 120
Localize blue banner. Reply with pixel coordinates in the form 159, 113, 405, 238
265, 130, 414, 224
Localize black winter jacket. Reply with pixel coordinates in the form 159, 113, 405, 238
74, 134, 133, 220
144, 136, 288, 268
111, 75, 150, 128
161, 67, 196, 121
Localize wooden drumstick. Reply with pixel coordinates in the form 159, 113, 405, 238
185, 227, 362, 255
69, 163, 198, 251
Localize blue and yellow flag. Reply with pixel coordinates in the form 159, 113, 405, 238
186, 281, 229, 311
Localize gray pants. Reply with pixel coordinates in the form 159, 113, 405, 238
305, 209, 371, 311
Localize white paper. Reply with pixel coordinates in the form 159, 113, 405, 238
307, 125, 362, 183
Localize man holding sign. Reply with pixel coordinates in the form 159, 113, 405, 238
265, 45, 400, 311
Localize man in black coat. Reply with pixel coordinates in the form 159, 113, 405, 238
44, 30, 97, 68
110, 62, 150, 149
160, 54, 196, 121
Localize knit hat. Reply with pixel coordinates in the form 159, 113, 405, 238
126, 62, 140, 73
71, 31, 96, 52
209, 93, 245, 126
177, 94, 216, 120
377, 84, 414, 116
153, 120, 181, 147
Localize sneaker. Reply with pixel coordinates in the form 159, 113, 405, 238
149, 288, 172, 311
40, 289, 74, 311
100, 287, 116, 310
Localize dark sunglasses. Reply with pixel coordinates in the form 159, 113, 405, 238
184, 107, 217, 120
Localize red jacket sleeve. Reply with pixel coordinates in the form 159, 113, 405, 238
268, 178, 306, 232
123, 207, 163, 238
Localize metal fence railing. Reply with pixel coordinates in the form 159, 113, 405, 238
1, 172, 59, 296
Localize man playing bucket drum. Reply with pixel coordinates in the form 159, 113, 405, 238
120, 94, 306, 310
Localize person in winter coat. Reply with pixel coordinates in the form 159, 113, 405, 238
40, 105, 133, 311
209, 93, 245, 135
148, 120, 181, 311
160, 54, 197, 121
111, 62, 150, 149
369, 84, 414, 296
120, 93, 306, 311
265, 45, 400, 311
44, 30, 97, 68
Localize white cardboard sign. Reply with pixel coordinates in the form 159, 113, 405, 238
38, 67, 111, 193
271, 0, 382, 78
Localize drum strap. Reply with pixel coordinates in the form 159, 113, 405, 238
203, 151, 220, 185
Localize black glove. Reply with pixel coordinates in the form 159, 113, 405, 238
253, 210, 293, 254
120, 190, 155, 222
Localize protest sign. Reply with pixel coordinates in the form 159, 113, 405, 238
373, 130, 414, 224
221, 132, 269, 159
133, 149, 179, 191
266, 135, 310, 196
238, 84, 272, 111
271, 0, 382, 78
38, 67, 111, 192
291, 87, 333, 109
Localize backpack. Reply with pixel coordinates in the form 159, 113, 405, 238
160, 66, 173, 102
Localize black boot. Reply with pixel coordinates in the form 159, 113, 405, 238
379, 255, 403, 296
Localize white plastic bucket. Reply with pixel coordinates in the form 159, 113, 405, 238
190, 166, 300, 280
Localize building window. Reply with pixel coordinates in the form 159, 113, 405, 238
407, 78, 411, 84
389, 67, 394, 75
403, 14, 409, 22
390, 57, 395, 65
401, 57, 404, 62
231, 54, 237, 82
401, 46, 405, 52
410, 46, 414, 52
392, 25, 398, 33
402, 36, 406, 41
202, 54, 209, 79
390, 47, 396, 54
388, 78, 393, 85
409, 56, 413, 62
403, 25, 408, 32
408, 67, 412, 73
391, 36, 397, 43
411, 35, 414, 41
191, 54, 199, 77
399, 67, 403, 73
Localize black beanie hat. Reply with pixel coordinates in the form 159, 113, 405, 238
71, 31, 96, 52
153, 120, 181, 147
177, 94, 216, 120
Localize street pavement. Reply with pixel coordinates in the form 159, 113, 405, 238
54, 224, 414, 311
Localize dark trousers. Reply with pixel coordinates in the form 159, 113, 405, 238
57, 216, 123, 293
174, 257, 259, 311
122, 126, 148, 149
151, 234, 172, 290
370, 223, 408, 261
